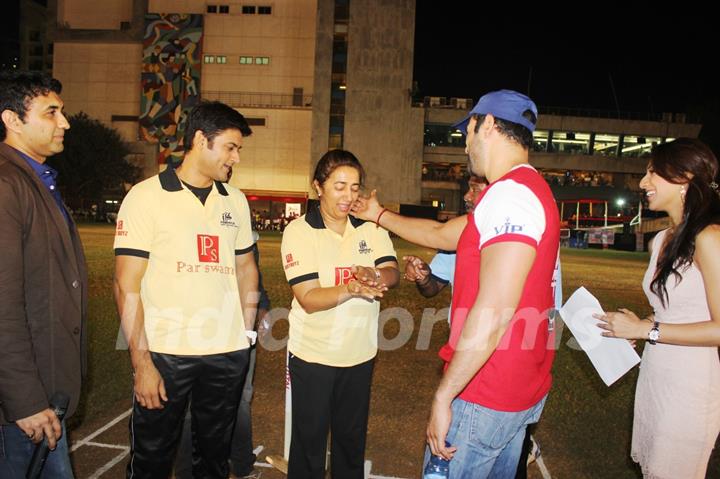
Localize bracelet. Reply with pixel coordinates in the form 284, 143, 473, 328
376, 208, 389, 228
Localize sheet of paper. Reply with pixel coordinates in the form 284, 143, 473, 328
560, 287, 641, 386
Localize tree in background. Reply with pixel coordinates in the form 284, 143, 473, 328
48, 112, 140, 210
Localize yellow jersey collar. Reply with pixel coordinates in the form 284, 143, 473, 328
304, 204, 366, 230
159, 166, 229, 196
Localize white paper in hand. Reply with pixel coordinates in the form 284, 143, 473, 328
560, 287, 641, 386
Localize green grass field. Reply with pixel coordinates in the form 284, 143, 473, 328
71, 225, 719, 478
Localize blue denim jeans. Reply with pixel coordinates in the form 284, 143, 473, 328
424, 395, 547, 479
0, 421, 74, 478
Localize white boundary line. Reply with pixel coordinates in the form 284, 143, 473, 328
72, 408, 416, 479
536, 454, 552, 479
71, 408, 132, 452
531, 435, 552, 479
84, 441, 129, 450
71, 408, 554, 479
87, 447, 130, 479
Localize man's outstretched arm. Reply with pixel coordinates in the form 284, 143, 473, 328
352, 190, 466, 251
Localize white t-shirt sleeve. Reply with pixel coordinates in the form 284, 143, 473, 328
473, 179, 546, 250
113, 185, 154, 255
428, 252, 455, 284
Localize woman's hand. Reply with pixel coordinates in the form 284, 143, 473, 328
347, 278, 387, 300
352, 265, 382, 287
595, 308, 652, 340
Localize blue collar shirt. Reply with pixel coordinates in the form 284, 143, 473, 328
15, 148, 71, 226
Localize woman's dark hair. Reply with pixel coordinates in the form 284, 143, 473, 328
312, 149, 365, 186
650, 138, 720, 306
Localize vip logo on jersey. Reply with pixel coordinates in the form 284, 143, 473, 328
335, 267, 353, 285
197, 234, 220, 263
358, 240, 373, 255
494, 217, 524, 235
220, 211, 236, 227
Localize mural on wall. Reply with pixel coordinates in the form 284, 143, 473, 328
140, 13, 202, 166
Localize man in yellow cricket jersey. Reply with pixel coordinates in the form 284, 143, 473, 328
113, 101, 259, 479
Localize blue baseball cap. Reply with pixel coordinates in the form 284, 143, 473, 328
453, 89, 538, 134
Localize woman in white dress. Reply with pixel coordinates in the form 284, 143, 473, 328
596, 138, 720, 479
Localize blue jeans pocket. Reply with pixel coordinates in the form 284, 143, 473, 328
468, 405, 513, 450
446, 397, 548, 478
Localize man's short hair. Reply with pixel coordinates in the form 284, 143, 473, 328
0, 71, 62, 141
472, 111, 536, 150
183, 101, 252, 152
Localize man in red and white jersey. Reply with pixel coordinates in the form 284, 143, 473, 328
352, 90, 560, 478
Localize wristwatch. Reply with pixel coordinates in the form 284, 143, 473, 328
648, 321, 660, 345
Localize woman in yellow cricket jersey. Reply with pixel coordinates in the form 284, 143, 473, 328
281, 150, 400, 479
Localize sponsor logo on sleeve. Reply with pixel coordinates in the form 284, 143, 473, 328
284, 253, 299, 270
116, 219, 128, 237
335, 267, 353, 285
197, 234, 220, 262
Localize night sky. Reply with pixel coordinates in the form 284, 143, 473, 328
2, 6, 718, 150
413, 10, 719, 149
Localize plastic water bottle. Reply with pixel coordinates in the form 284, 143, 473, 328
423, 443, 451, 479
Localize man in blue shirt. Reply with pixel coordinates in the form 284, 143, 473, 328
403, 175, 487, 305
0, 71, 87, 479
20, 148, 71, 224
